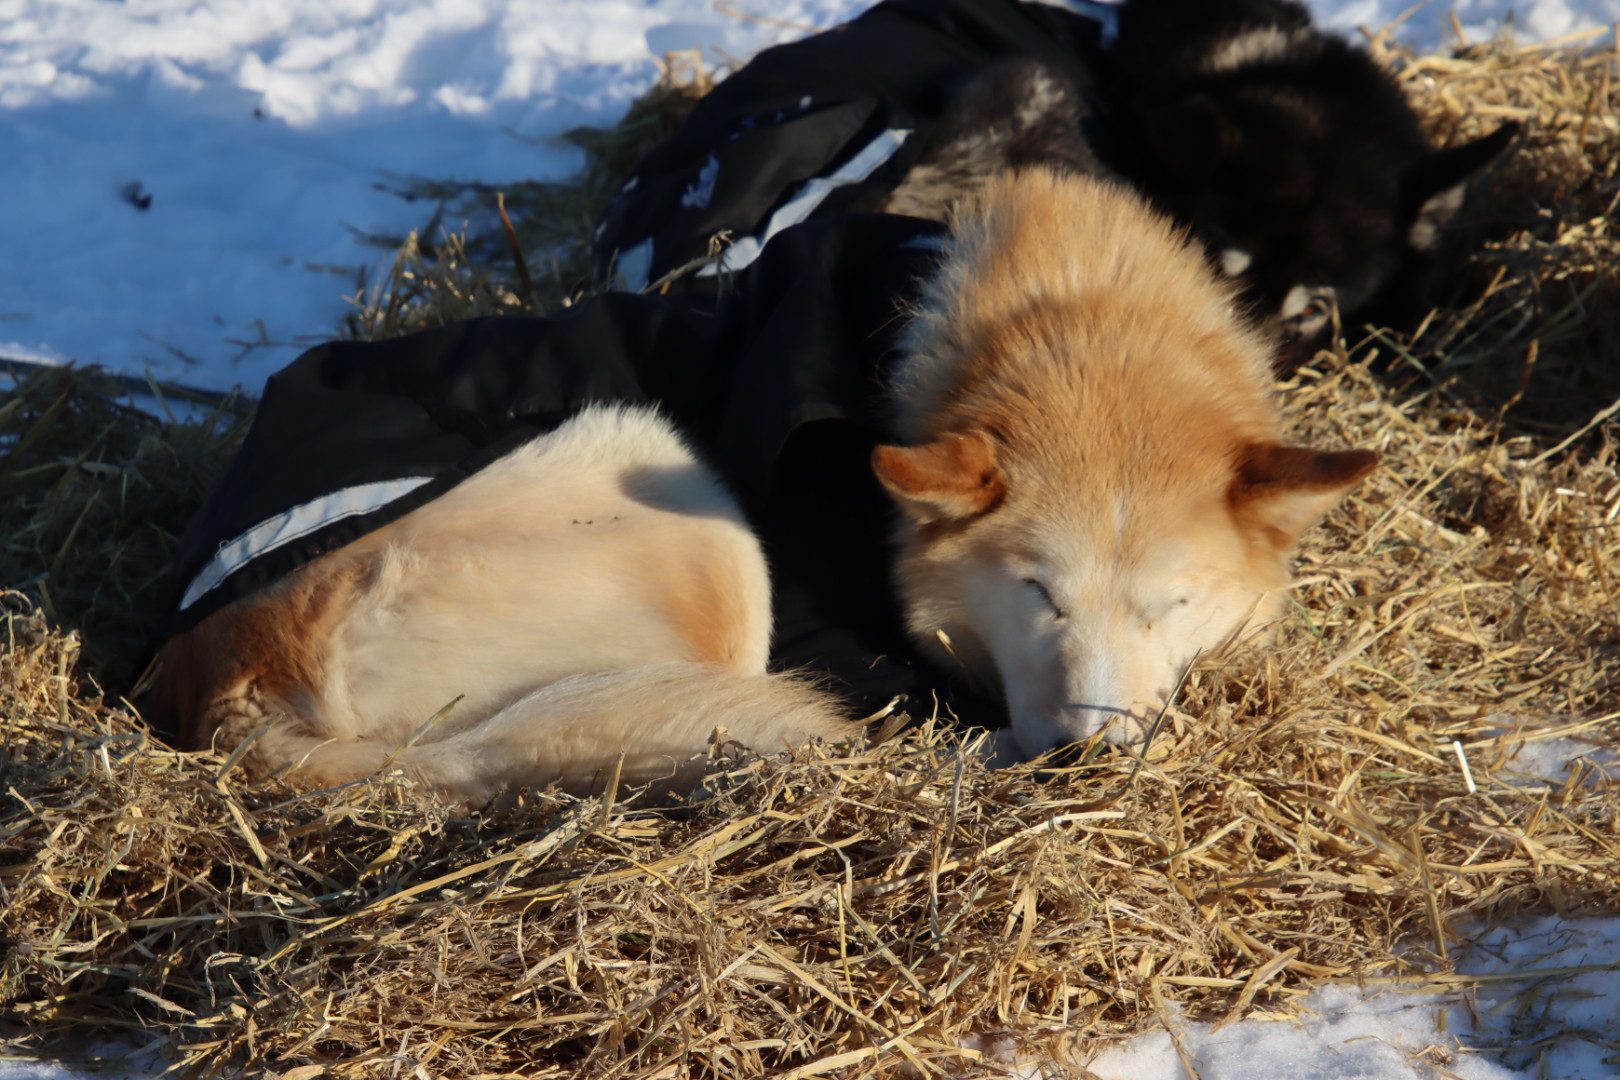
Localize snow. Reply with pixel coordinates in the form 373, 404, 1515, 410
1317, 0, 1620, 47
0, 0, 865, 393
1082, 914, 1620, 1080
4, 0, 1618, 394
1491, 717, 1620, 787
2, 0, 1618, 1077
0, 1041, 170, 1080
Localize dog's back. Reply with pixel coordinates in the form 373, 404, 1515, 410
883, 59, 1107, 222
897, 168, 1277, 449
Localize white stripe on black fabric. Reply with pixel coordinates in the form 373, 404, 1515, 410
179, 475, 435, 611
693, 127, 912, 279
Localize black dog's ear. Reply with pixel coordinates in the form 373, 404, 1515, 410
1402, 121, 1519, 250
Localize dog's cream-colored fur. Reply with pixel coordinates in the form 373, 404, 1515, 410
155, 169, 1375, 797
152, 404, 853, 803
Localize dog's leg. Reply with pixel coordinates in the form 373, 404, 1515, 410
212, 699, 400, 791
150, 550, 372, 756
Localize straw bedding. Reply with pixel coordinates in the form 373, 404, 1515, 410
2, 33, 1618, 1079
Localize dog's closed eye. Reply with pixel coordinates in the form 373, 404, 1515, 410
1022, 577, 1067, 619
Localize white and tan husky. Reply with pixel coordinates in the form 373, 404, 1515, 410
152, 168, 1374, 800
874, 168, 1376, 758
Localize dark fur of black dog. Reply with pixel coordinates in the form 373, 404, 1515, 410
887, 0, 1518, 363
884, 60, 1109, 220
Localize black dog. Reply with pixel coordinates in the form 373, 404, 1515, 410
1101, 0, 1518, 355
595, 0, 1516, 367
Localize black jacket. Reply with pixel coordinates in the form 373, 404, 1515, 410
592, 0, 1115, 290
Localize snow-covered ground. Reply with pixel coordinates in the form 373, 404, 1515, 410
1086, 915, 1620, 1080
1321, 0, 1620, 43
2, 0, 1618, 1077
4, 0, 1618, 393
0, 0, 864, 392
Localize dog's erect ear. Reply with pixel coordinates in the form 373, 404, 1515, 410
1229, 443, 1377, 548
1403, 122, 1519, 250
872, 431, 1004, 523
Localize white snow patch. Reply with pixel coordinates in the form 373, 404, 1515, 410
1080, 915, 1620, 1080
1466, 713, 1620, 788
0, 341, 68, 366
0, 1038, 171, 1080
1504, 734, 1618, 783
0, 0, 865, 393
1316, 0, 1620, 50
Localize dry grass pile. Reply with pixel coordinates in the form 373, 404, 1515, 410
0, 367, 249, 681
2, 32, 1619, 1080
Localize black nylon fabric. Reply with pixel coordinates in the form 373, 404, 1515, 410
593, 0, 1112, 287
165, 215, 996, 719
